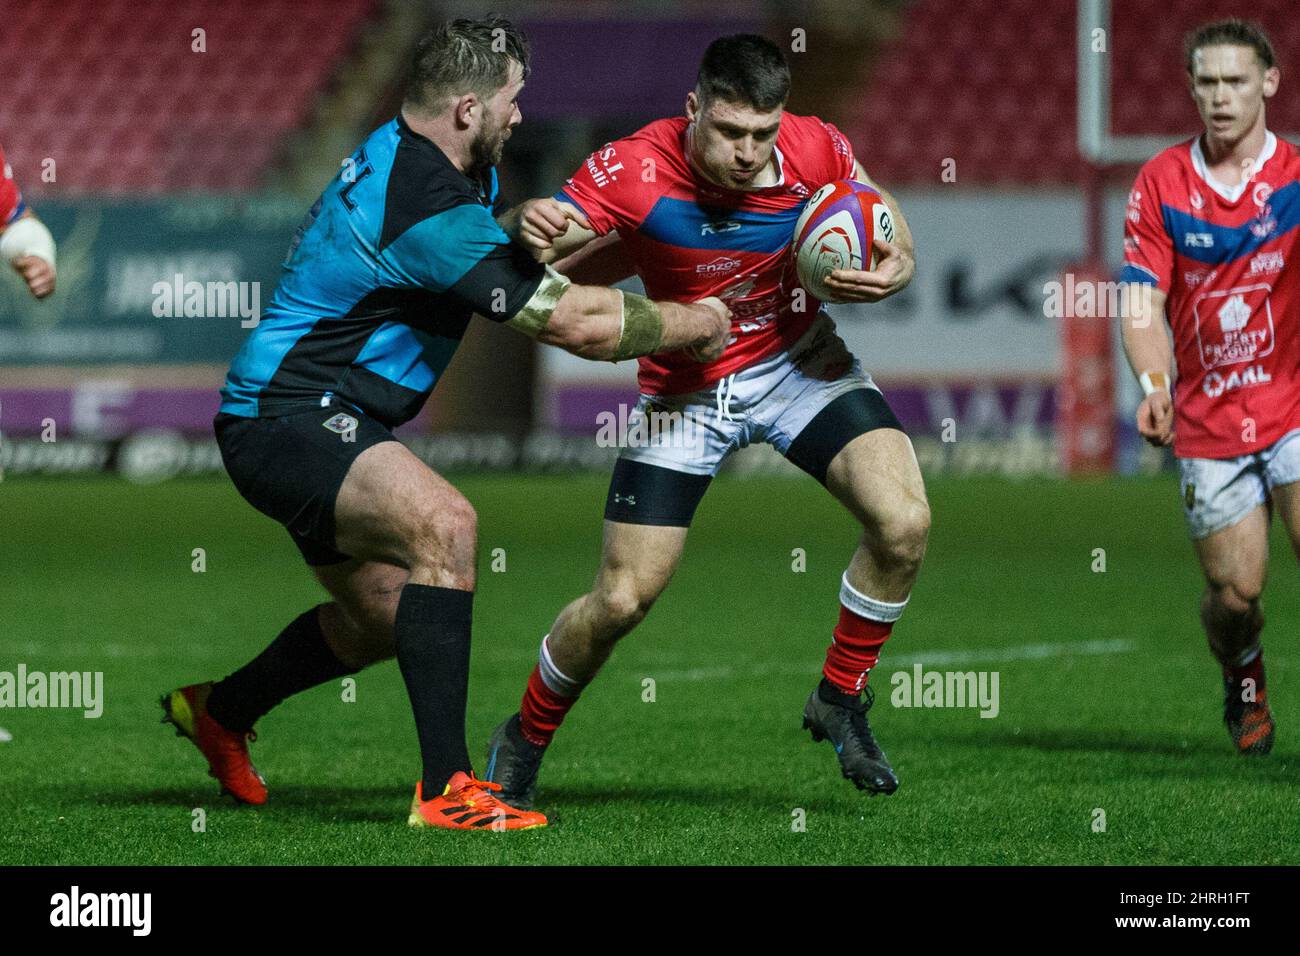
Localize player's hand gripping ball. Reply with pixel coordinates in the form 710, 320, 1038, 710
791, 180, 895, 303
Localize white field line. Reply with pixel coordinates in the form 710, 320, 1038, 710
0, 642, 230, 660
640, 638, 1138, 683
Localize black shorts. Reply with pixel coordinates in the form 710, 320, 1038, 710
214, 408, 397, 565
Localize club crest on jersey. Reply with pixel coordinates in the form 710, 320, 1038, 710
1253, 182, 1273, 208
1250, 207, 1277, 239
322, 413, 358, 434
1189, 189, 1205, 210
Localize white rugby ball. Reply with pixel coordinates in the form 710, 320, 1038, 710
791, 180, 893, 302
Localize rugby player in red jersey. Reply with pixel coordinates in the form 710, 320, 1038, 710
486, 35, 925, 804
0, 143, 55, 744
1121, 19, 1297, 754
0, 143, 57, 299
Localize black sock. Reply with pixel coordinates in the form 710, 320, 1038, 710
207, 605, 356, 733
819, 676, 860, 708
394, 583, 474, 797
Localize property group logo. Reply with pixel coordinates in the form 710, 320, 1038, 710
1194, 284, 1274, 371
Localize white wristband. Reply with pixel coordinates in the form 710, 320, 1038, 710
0, 216, 56, 268
1138, 370, 1169, 396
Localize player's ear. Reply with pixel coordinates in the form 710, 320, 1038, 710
685, 90, 699, 122
454, 92, 479, 129
1262, 66, 1280, 98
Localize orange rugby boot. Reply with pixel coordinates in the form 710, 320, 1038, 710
1224, 677, 1275, 755
161, 681, 268, 804
408, 771, 547, 831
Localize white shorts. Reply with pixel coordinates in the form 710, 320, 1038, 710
620, 313, 886, 475
604, 314, 904, 526
1178, 428, 1300, 539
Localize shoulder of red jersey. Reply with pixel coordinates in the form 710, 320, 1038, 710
1270, 133, 1300, 171
776, 113, 857, 185
555, 118, 689, 235
0, 143, 27, 226
1132, 137, 1197, 188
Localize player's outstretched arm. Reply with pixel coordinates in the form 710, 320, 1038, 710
1120, 284, 1174, 447
504, 267, 730, 363
553, 231, 638, 285
500, 197, 598, 265
0, 209, 57, 299
822, 160, 915, 304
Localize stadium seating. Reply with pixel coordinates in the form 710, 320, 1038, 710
859, 0, 1300, 184
0, 0, 377, 194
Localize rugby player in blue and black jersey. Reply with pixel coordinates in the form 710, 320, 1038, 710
160, 16, 729, 831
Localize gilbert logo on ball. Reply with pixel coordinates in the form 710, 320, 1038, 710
791, 180, 893, 302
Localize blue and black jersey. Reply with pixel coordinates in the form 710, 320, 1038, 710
219, 115, 545, 427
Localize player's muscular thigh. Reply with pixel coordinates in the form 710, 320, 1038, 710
332, 440, 478, 588
826, 428, 930, 568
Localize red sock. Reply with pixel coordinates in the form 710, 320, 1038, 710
1224, 647, 1266, 700
823, 605, 895, 695
519, 666, 577, 746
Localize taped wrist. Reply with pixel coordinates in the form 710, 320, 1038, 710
0, 216, 56, 267
613, 290, 664, 360
1139, 370, 1169, 395
505, 264, 571, 337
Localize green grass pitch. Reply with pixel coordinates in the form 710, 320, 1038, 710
1, 471, 1296, 865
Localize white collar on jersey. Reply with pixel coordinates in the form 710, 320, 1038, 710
768, 144, 787, 187
1190, 130, 1277, 202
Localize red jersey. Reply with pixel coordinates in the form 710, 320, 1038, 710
0, 143, 26, 226
1122, 132, 1300, 459
556, 113, 857, 395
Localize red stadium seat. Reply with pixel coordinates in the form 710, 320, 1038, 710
859, 0, 1300, 185
2, 0, 378, 194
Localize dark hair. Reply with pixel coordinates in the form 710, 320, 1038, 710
696, 34, 790, 110
1185, 19, 1276, 74
404, 14, 530, 113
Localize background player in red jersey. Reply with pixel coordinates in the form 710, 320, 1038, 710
1121, 19, 1298, 755
486, 35, 925, 805
0, 143, 56, 299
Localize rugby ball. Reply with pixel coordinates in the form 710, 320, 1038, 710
791, 180, 894, 302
